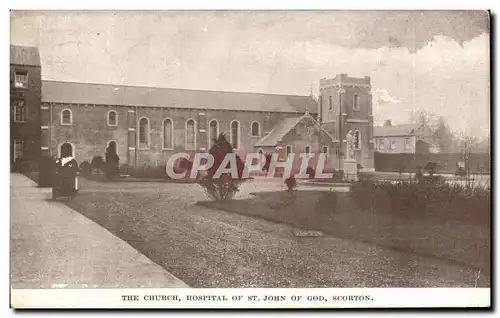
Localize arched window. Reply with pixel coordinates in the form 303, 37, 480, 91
107, 140, 117, 153
61, 109, 72, 125
251, 121, 260, 137
107, 110, 117, 126
230, 120, 240, 149
258, 148, 264, 155
59, 142, 75, 158
185, 119, 196, 150
354, 130, 361, 149
353, 94, 360, 111
163, 118, 174, 149
138, 117, 149, 149
209, 119, 219, 145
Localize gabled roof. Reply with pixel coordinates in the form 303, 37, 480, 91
41, 80, 317, 113
255, 113, 334, 147
10, 45, 41, 67
374, 123, 421, 137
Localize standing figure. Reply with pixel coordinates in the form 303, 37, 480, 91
346, 130, 354, 160
53, 154, 80, 199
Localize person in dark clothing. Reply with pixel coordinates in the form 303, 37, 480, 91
53, 155, 80, 198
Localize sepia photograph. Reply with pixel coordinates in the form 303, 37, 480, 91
8, 9, 491, 308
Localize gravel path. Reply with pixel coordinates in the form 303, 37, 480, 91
65, 178, 484, 288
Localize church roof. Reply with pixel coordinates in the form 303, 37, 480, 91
256, 116, 305, 147
41, 80, 317, 113
255, 113, 334, 147
10, 45, 41, 67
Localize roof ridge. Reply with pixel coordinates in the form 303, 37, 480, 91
41, 80, 313, 98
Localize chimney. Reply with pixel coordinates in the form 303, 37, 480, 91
384, 120, 392, 127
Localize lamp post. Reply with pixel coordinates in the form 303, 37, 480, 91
337, 87, 345, 171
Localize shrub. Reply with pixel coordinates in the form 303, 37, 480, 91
306, 167, 315, 179
332, 169, 345, 182
130, 165, 167, 179
79, 161, 91, 176
349, 179, 490, 225
119, 164, 131, 175
199, 133, 246, 201
104, 146, 120, 179
91, 156, 105, 173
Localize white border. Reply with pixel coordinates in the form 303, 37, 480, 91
4, 3, 497, 315
9, 288, 491, 309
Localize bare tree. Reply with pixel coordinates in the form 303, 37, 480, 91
409, 109, 437, 129
433, 116, 458, 152
456, 131, 479, 184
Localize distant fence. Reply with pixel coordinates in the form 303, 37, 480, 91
374, 152, 491, 174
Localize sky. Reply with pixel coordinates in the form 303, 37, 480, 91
10, 10, 490, 137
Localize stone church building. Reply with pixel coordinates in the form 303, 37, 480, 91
11, 45, 375, 173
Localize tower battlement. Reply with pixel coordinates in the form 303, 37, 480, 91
320, 74, 371, 89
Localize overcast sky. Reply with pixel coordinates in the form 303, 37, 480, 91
10, 10, 490, 137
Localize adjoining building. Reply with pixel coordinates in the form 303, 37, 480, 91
10, 45, 42, 170
11, 45, 375, 173
374, 120, 439, 154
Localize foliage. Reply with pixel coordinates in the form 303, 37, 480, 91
199, 134, 246, 201
104, 145, 120, 179
285, 175, 297, 192
129, 165, 167, 179
350, 179, 490, 226
91, 156, 105, 173
79, 161, 92, 176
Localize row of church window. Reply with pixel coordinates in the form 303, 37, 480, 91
59, 109, 261, 150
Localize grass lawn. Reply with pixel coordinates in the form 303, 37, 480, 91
63, 182, 489, 287
199, 190, 490, 284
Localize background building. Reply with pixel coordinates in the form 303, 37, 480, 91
318, 74, 375, 170
374, 120, 439, 154
10, 45, 42, 170
10, 46, 375, 173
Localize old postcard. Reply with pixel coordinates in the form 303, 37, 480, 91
9, 10, 491, 309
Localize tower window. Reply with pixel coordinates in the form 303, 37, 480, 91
354, 131, 361, 149
353, 94, 360, 111
329, 95, 332, 110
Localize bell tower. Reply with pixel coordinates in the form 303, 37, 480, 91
319, 74, 374, 171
